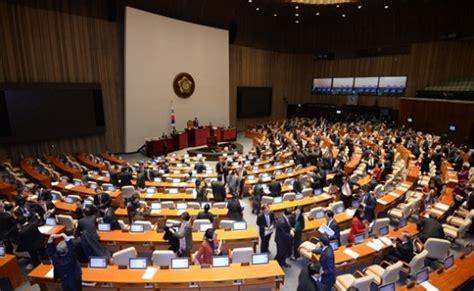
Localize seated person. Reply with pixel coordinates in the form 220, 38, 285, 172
348, 208, 366, 243
196, 203, 214, 223
194, 228, 221, 265
416, 214, 444, 243
385, 233, 415, 263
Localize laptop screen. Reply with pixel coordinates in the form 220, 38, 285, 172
314, 210, 325, 219
295, 193, 304, 200
378, 283, 395, 291
314, 188, 323, 195
351, 200, 360, 209
199, 223, 213, 232
171, 258, 189, 269
415, 268, 429, 284
106, 186, 115, 191
0, 246, 5, 256
335, 205, 344, 214
129, 258, 147, 269
168, 188, 179, 194
465, 244, 472, 255
89, 257, 107, 268
273, 197, 283, 204
130, 224, 144, 233
89, 183, 97, 190
251, 253, 269, 265
233, 221, 247, 231
146, 188, 156, 194
153, 177, 162, 182
354, 233, 365, 245
399, 218, 407, 228
65, 197, 74, 204
74, 181, 82, 186
151, 203, 162, 210
330, 240, 339, 250
379, 226, 389, 236
98, 223, 111, 232
212, 256, 229, 268
444, 255, 454, 270
176, 202, 187, 210
46, 217, 56, 226
84, 200, 93, 206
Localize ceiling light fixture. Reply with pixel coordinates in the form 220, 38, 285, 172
248, 0, 252, 3
287, 0, 359, 5
295, 20, 299, 23
295, 5, 299, 9
316, 12, 320, 16
256, 7, 260, 11
274, 13, 278, 16
342, 13, 346, 17
384, 5, 389, 9
357, 5, 362, 9
295, 13, 299, 17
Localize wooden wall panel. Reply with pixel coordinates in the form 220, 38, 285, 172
0, 0, 124, 161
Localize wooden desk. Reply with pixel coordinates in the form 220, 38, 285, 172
53, 182, 122, 201
397, 252, 474, 290
302, 212, 352, 242
0, 254, 22, 289
139, 191, 232, 201
20, 159, 51, 189
268, 194, 333, 217
76, 153, 107, 171
99, 152, 128, 166
247, 161, 295, 176
39, 224, 66, 237
343, 149, 362, 175
245, 165, 316, 187
99, 228, 259, 253
29, 261, 284, 290
0, 180, 15, 197
48, 157, 82, 179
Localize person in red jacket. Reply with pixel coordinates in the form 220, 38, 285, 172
195, 228, 220, 265
348, 208, 366, 243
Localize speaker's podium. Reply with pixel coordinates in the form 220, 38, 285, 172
207, 136, 218, 147
186, 127, 209, 147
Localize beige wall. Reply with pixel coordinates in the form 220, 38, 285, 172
125, 7, 229, 152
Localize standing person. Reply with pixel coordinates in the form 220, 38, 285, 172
324, 210, 340, 244
348, 208, 366, 243
118, 167, 133, 187
361, 190, 376, 223
256, 205, 275, 253
290, 206, 305, 260
17, 216, 45, 268
420, 153, 431, 175
227, 170, 240, 197
195, 179, 207, 202
211, 180, 226, 202
227, 195, 244, 221
194, 228, 221, 265
311, 234, 336, 291
274, 209, 294, 268
75, 206, 98, 237
340, 176, 353, 209
297, 262, 322, 291
172, 212, 192, 257
196, 204, 214, 223
47, 233, 82, 291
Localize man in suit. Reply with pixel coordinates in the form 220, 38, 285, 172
290, 206, 305, 260
227, 195, 243, 221
211, 180, 226, 202
194, 159, 206, 174
93, 190, 111, 211
75, 206, 97, 237
297, 262, 322, 291
136, 168, 147, 190
109, 165, 120, 186
102, 202, 121, 230
17, 216, 45, 268
47, 233, 82, 291
361, 190, 376, 222
416, 214, 444, 243
385, 233, 415, 263
227, 170, 240, 197
216, 158, 225, 181
256, 205, 275, 253
269, 180, 282, 197
172, 212, 193, 257
196, 203, 214, 223
0, 202, 18, 254
324, 210, 340, 244
275, 209, 294, 268
311, 234, 336, 291
118, 167, 133, 187
293, 177, 303, 194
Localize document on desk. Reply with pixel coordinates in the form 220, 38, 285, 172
388, 192, 399, 197
377, 199, 388, 205
65, 184, 75, 189
434, 203, 449, 211
367, 239, 384, 251
45, 267, 54, 279
145, 193, 154, 198
345, 209, 355, 217
379, 237, 393, 246
142, 267, 157, 280
420, 281, 439, 291
318, 224, 335, 237
343, 248, 360, 259
38, 225, 54, 234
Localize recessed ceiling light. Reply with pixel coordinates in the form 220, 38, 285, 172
384, 5, 389, 9
295, 20, 299, 23
316, 12, 320, 16
248, 0, 252, 2
295, 5, 299, 9
341, 13, 346, 17
336, 4, 340, 8
357, 5, 362, 9
295, 13, 299, 17
273, 13, 277, 17
256, 7, 260, 11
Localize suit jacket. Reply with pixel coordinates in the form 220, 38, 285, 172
274, 216, 292, 244
416, 218, 444, 241
227, 175, 240, 196
93, 193, 111, 208
256, 212, 275, 237
319, 246, 336, 287
227, 199, 243, 221
327, 219, 340, 244
196, 211, 214, 223
174, 222, 192, 253
118, 172, 133, 187
362, 194, 376, 222
103, 207, 121, 230
195, 239, 217, 265
296, 266, 320, 291
0, 212, 18, 240
48, 239, 81, 290
194, 162, 206, 174
348, 217, 366, 242
395, 239, 414, 263
269, 181, 282, 197
290, 214, 305, 233
76, 215, 98, 237
293, 180, 303, 194
136, 173, 146, 189
211, 181, 226, 202
18, 221, 44, 252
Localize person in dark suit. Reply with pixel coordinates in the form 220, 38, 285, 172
195, 179, 207, 202
227, 196, 244, 221
269, 180, 282, 197
211, 180, 226, 202
385, 233, 415, 263
290, 206, 305, 260
196, 203, 214, 223
361, 190, 376, 222
145, 166, 155, 181
17, 216, 45, 267
256, 205, 275, 253
416, 214, 444, 243
136, 168, 146, 190
75, 206, 97, 237
324, 210, 340, 244
47, 233, 81, 291
0, 202, 18, 254
275, 209, 293, 268
311, 234, 336, 291
118, 167, 133, 187
194, 159, 206, 174
102, 203, 121, 230
420, 153, 431, 175
293, 178, 303, 194
216, 158, 225, 181
109, 165, 119, 186
297, 262, 322, 291
252, 182, 265, 214
93, 190, 111, 211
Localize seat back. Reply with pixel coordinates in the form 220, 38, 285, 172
329, 201, 344, 214
213, 202, 227, 209
134, 220, 153, 231
370, 218, 390, 236
121, 186, 136, 199
187, 202, 201, 209
161, 201, 174, 209
308, 207, 324, 219
407, 250, 428, 276
283, 192, 296, 201
374, 184, 384, 198
231, 247, 253, 264
298, 241, 316, 260
152, 250, 176, 267
382, 261, 403, 284
219, 220, 234, 230
353, 274, 374, 290
424, 238, 450, 260
192, 219, 211, 232
112, 247, 137, 266
73, 178, 83, 186
340, 229, 350, 246
57, 214, 75, 231
261, 196, 274, 205
302, 188, 313, 197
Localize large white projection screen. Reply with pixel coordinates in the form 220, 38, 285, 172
125, 7, 230, 152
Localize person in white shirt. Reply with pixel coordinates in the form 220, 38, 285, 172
340, 176, 353, 209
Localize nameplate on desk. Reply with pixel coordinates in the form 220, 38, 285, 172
343, 248, 360, 259
142, 267, 157, 280
377, 200, 388, 205
420, 281, 439, 291
45, 267, 54, 279
65, 184, 75, 189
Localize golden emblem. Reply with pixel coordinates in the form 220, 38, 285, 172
173, 73, 195, 98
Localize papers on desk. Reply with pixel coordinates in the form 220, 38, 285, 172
377, 199, 388, 205
434, 203, 449, 211
45, 267, 54, 279
345, 209, 356, 218
51, 181, 59, 186
379, 236, 393, 246
142, 267, 157, 280
318, 224, 335, 237
420, 281, 439, 291
82, 282, 97, 287
145, 193, 155, 198
151, 210, 161, 215
65, 184, 75, 189
367, 239, 384, 251
388, 192, 400, 197
38, 225, 54, 234
343, 248, 360, 259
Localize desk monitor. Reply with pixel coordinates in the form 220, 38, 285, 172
212, 256, 230, 268
199, 223, 213, 232
251, 253, 269, 265
60, 177, 69, 183
64, 197, 74, 204
444, 254, 454, 270
335, 205, 345, 214
106, 185, 115, 191
130, 224, 145, 233
73, 180, 82, 186
84, 200, 93, 206
146, 188, 156, 194
129, 258, 147, 269
168, 188, 179, 194
351, 200, 360, 209
98, 223, 111, 232
172, 178, 181, 183
171, 258, 189, 269
151, 203, 162, 210
89, 183, 98, 190
45, 217, 56, 226
314, 210, 325, 219
314, 188, 323, 195
89, 257, 107, 269
465, 244, 472, 255
399, 218, 407, 228
354, 233, 365, 245
379, 225, 389, 236
51, 193, 58, 201
378, 282, 395, 291
176, 202, 187, 210
0, 246, 5, 256
274, 170, 282, 176
295, 193, 304, 200
247, 175, 255, 181
415, 268, 429, 284
273, 197, 283, 204
330, 240, 339, 251
449, 125, 456, 132
233, 221, 247, 231
153, 177, 162, 182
